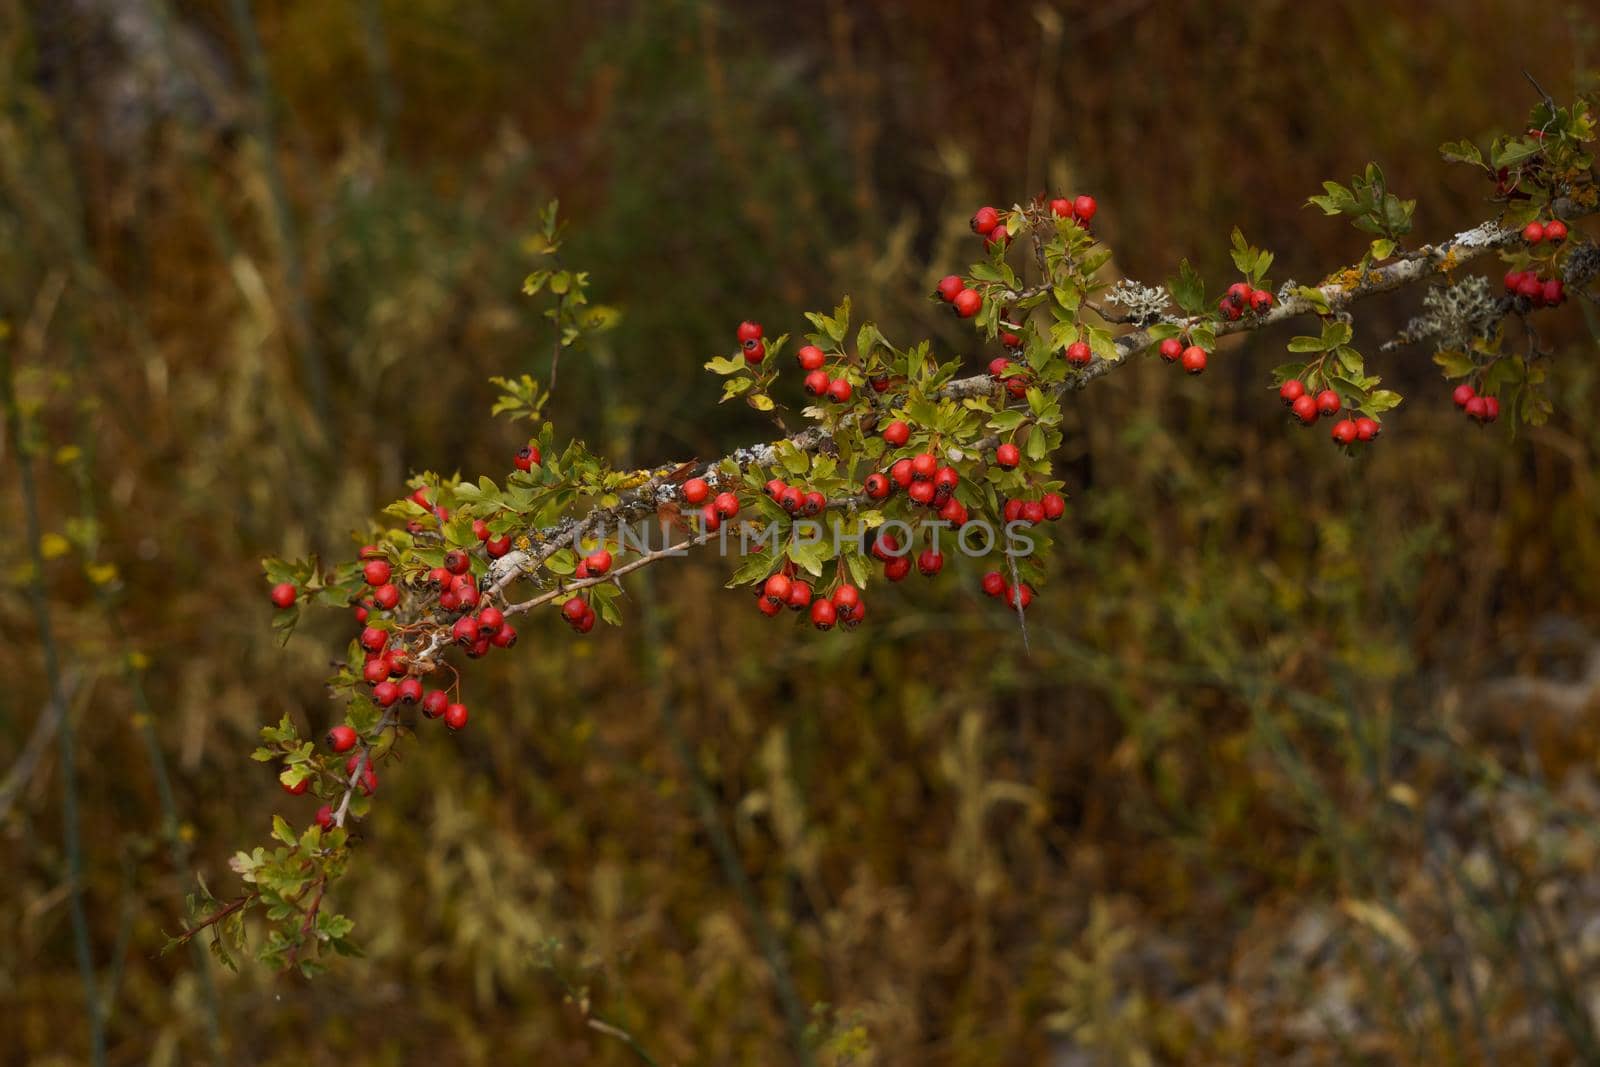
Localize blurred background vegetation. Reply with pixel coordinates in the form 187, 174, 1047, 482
3, 1, 1600, 1063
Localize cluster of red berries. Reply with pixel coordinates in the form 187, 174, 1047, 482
753, 568, 866, 630
1502, 270, 1566, 308
870, 433, 968, 513
1157, 338, 1209, 374
970, 205, 1011, 250
1218, 281, 1275, 321
1451, 383, 1500, 424
867, 530, 922, 582
1048, 194, 1097, 227
1521, 219, 1568, 245
763, 478, 828, 516
988, 357, 1029, 398
935, 274, 984, 318
980, 570, 1034, 610
680, 475, 742, 532
1001, 492, 1066, 525
1277, 380, 1379, 445
738, 320, 766, 364
402, 485, 454, 535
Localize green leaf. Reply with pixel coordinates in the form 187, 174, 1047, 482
1025, 425, 1047, 461
704, 354, 747, 376
1439, 139, 1483, 167
1168, 259, 1206, 315
1432, 350, 1476, 379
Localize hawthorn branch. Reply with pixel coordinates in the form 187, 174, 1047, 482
487, 210, 1562, 607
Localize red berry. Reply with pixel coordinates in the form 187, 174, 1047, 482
1218, 298, 1243, 321
1482, 396, 1500, 422
910, 452, 937, 481
871, 532, 900, 561
585, 549, 612, 576
422, 690, 448, 719
373, 583, 400, 610
1452, 383, 1476, 408
786, 580, 812, 610
1021, 500, 1045, 525
1279, 379, 1306, 405
907, 480, 936, 505
410, 486, 431, 508
1159, 338, 1183, 362
1180, 346, 1207, 374
810, 597, 837, 630
1522, 221, 1545, 244
757, 595, 783, 617
482, 535, 509, 558
832, 584, 861, 618
315, 804, 336, 830
399, 677, 424, 703
490, 624, 517, 648
360, 626, 387, 653
270, 582, 297, 609
452, 615, 479, 645
561, 597, 588, 625
1354, 417, 1380, 442
1292, 394, 1319, 424
802, 490, 826, 516
700, 503, 721, 532
515, 444, 541, 471
1049, 197, 1073, 218
779, 485, 804, 513
1465, 396, 1488, 421
1516, 274, 1541, 300
933, 466, 959, 495
444, 703, 468, 731
374, 680, 400, 707
444, 550, 470, 575
984, 224, 1009, 250
882, 420, 910, 447
889, 459, 914, 488
917, 548, 944, 576
796, 345, 826, 371
452, 575, 480, 608
939, 497, 969, 526
1543, 279, 1565, 306
827, 378, 853, 403
1315, 389, 1341, 417
1042, 492, 1066, 520
1000, 330, 1021, 349
1331, 419, 1358, 445
736, 321, 763, 343
803, 369, 831, 396
362, 659, 389, 686
981, 571, 1006, 597
1227, 282, 1251, 304
884, 556, 912, 582
327, 725, 358, 753
713, 492, 740, 519
682, 477, 709, 504
477, 606, 505, 635
864, 472, 890, 500
763, 573, 793, 605
970, 205, 1000, 235
988, 356, 1011, 378
953, 288, 983, 318
765, 478, 787, 499
936, 275, 963, 302
1072, 195, 1097, 221
743, 339, 766, 365
282, 775, 308, 796
1504, 270, 1523, 294
1250, 289, 1275, 313
362, 559, 391, 586
995, 443, 1021, 469
1065, 340, 1091, 366
471, 519, 490, 542
869, 375, 890, 393
1545, 219, 1568, 243
1006, 583, 1035, 610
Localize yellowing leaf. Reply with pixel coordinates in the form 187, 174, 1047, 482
86, 562, 120, 586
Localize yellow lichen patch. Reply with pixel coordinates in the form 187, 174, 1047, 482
515, 534, 533, 551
